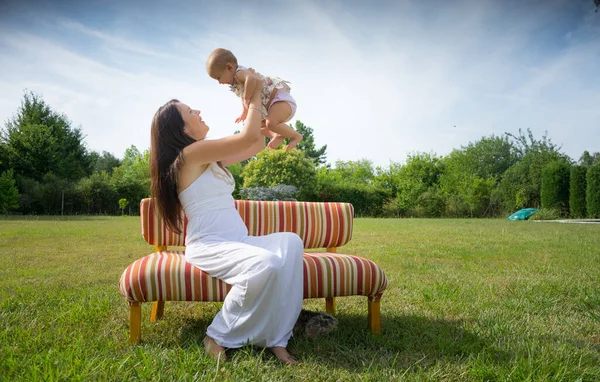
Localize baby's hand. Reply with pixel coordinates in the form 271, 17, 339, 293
235, 106, 249, 123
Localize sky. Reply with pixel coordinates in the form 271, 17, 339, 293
0, 0, 599, 168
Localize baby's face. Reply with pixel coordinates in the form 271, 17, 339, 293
209, 63, 236, 85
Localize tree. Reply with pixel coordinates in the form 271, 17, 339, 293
76, 171, 117, 214
38, 172, 70, 215
0, 142, 8, 174
570, 165, 587, 218
497, 129, 570, 212
324, 159, 375, 185
119, 198, 129, 215
394, 152, 445, 216
541, 161, 570, 216
372, 162, 402, 198
111, 146, 150, 214
287, 121, 327, 165
440, 151, 497, 217
587, 163, 600, 218
439, 135, 516, 217
90, 151, 122, 175
506, 128, 562, 159
579, 151, 600, 167
0, 169, 20, 213
241, 149, 318, 201
459, 135, 517, 180
1, 91, 92, 182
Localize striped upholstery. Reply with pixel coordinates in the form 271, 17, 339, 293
119, 251, 387, 303
140, 198, 354, 249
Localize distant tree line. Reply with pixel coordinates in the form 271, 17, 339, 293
1, 91, 599, 218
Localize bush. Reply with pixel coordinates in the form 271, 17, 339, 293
319, 182, 390, 217
239, 185, 299, 201
381, 198, 402, 218
408, 187, 446, 218
242, 149, 318, 201
541, 161, 570, 217
569, 165, 587, 218
587, 163, 600, 218
75, 171, 118, 214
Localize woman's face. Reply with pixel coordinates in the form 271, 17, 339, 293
177, 103, 209, 141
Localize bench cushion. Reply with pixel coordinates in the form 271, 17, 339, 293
119, 251, 387, 304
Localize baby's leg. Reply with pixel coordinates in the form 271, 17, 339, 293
265, 102, 302, 150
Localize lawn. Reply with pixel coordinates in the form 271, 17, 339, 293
1, 216, 599, 381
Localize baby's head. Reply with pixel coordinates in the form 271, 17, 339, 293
206, 48, 237, 85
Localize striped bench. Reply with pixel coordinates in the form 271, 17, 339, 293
119, 198, 387, 343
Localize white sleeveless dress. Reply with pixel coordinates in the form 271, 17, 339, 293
178, 162, 304, 348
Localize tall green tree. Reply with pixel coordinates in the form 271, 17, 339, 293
0, 91, 92, 182
0, 142, 8, 174
541, 161, 571, 216
570, 165, 587, 218
90, 151, 122, 175
0, 169, 20, 213
287, 121, 327, 165
587, 163, 600, 218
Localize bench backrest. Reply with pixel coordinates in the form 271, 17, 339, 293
140, 198, 354, 250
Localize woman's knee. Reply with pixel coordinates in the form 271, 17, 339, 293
248, 252, 281, 291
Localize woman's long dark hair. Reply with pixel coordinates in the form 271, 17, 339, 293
150, 99, 197, 234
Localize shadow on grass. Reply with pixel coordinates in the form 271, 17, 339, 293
174, 311, 509, 371
286, 313, 510, 371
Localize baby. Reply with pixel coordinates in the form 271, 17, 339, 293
206, 48, 303, 150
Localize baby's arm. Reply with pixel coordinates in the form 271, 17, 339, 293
234, 69, 262, 123
235, 68, 261, 108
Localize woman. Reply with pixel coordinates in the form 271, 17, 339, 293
149, 86, 304, 364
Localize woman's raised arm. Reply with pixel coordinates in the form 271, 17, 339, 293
183, 85, 263, 165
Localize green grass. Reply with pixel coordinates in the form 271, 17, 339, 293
1, 216, 599, 381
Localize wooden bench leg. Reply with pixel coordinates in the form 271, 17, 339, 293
325, 297, 336, 314
130, 303, 142, 344
150, 301, 165, 322
368, 298, 381, 335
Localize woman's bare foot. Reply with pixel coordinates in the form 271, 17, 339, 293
269, 346, 299, 365
268, 134, 285, 149
203, 336, 226, 361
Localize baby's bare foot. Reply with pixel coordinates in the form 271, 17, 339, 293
204, 336, 226, 362
269, 346, 299, 365
268, 134, 285, 149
